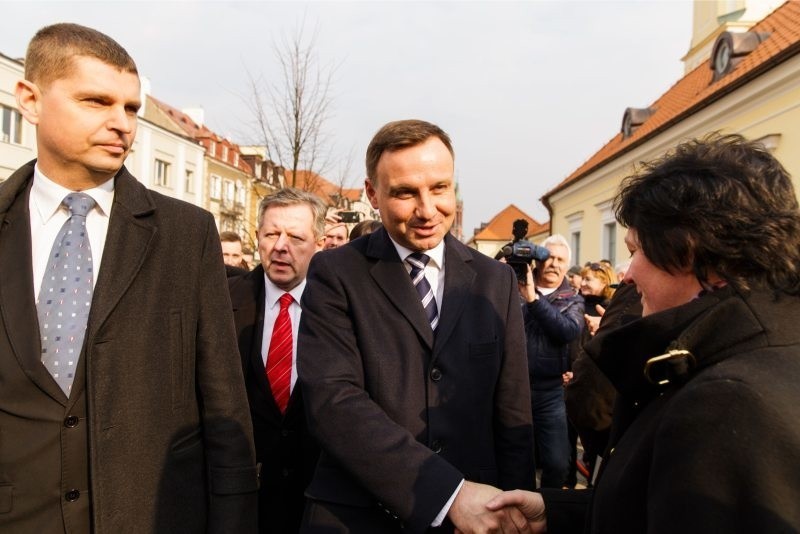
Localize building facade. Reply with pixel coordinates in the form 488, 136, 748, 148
543, 0, 800, 266
0, 53, 36, 182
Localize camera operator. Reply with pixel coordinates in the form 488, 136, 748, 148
519, 234, 584, 488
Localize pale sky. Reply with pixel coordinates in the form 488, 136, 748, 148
1, 1, 694, 238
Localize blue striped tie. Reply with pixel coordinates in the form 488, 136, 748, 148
406, 252, 439, 330
37, 192, 96, 396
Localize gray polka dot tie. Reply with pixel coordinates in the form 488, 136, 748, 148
37, 192, 96, 396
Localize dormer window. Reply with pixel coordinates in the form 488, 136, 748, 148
621, 107, 655, 139
711, 31, 770, 82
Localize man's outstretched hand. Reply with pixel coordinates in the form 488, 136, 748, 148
449, 481, 533, 533
484, 490, 547, 533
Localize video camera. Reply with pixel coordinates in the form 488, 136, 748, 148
500, 219, 550, 282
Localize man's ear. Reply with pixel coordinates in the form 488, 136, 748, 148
16, 79, 42, 126
365, 178, 379, 209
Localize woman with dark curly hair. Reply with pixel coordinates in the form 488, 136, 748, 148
486, 134, 800, 534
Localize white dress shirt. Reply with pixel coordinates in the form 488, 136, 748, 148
261, 275, 306, 393
29, 166, 114, 299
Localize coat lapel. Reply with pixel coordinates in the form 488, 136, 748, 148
86, 168, 157, 336
432, 235, 475, 361
231, 266, 284, 420
0, 162, 69, 404
367, 229, 434, 350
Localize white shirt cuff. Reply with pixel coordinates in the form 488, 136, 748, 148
431, 479, 464, 527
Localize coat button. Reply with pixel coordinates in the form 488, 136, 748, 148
430, 368, 442, 381
64, 416, 79, 428
65, 489, 80, 502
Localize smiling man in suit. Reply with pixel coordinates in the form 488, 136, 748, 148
229, 187, 326, 533
297, 119, 534, 533
0, 23, 258, 534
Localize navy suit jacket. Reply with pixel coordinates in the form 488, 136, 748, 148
298, 228, 534, 533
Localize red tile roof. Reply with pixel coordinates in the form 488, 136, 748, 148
543, 0, 800, 202
147, 95, 253, 174
470, 204, 548, 242
284, 169, 362, 206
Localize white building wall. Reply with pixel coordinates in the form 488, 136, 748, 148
0, 54, 36, 181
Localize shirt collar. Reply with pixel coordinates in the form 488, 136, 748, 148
263, 273, 306, 308
390, 236, 445, 270
31, 164, 115, 223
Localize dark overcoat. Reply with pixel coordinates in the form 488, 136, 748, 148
297, 228, 534, 533
542, 285, 800, 533
229, 266, 320, 533
0, 162, 258, 533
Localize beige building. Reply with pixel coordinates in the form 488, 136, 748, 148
542, 0, 800, 267
0, 52, 36, 181
146, 97, 258, 239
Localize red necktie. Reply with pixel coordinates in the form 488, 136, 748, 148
266, 293, 293, 413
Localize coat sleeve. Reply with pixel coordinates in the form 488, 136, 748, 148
494, 266, 536, 490
297, 251, 463, 533
523, 294, 584, 344
540, 487, 592, 534
194, 213, 259, 534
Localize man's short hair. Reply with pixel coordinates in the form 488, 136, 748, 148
366, 119, 454, 182
540, 234, 572, 265
219, 231, 242, 244
257, 188, 327, 239
25, 23, 138, 88
614, 133, 800, 294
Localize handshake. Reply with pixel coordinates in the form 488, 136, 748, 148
449, 481, 546, 534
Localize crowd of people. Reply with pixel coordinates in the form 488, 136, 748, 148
2, 22, 800, 534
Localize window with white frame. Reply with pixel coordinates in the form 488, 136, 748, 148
1, 105, 23, 144
154, 159, 171, 187
210, 174, 222, 199
223, 179, 235, 203
185, 169, 195, 194
603, 222, 617, 266
236, 182, 246, 206
595, 200, 616, 266
565, 211, 584, 266
571, 231, 581, 265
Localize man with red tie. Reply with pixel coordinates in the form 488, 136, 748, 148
228, 187, 327, 533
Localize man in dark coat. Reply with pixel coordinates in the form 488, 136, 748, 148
297, 120, 534, 533
0, 24, 258, 534
229, 188, 325, 533
485, 134, 800, 533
